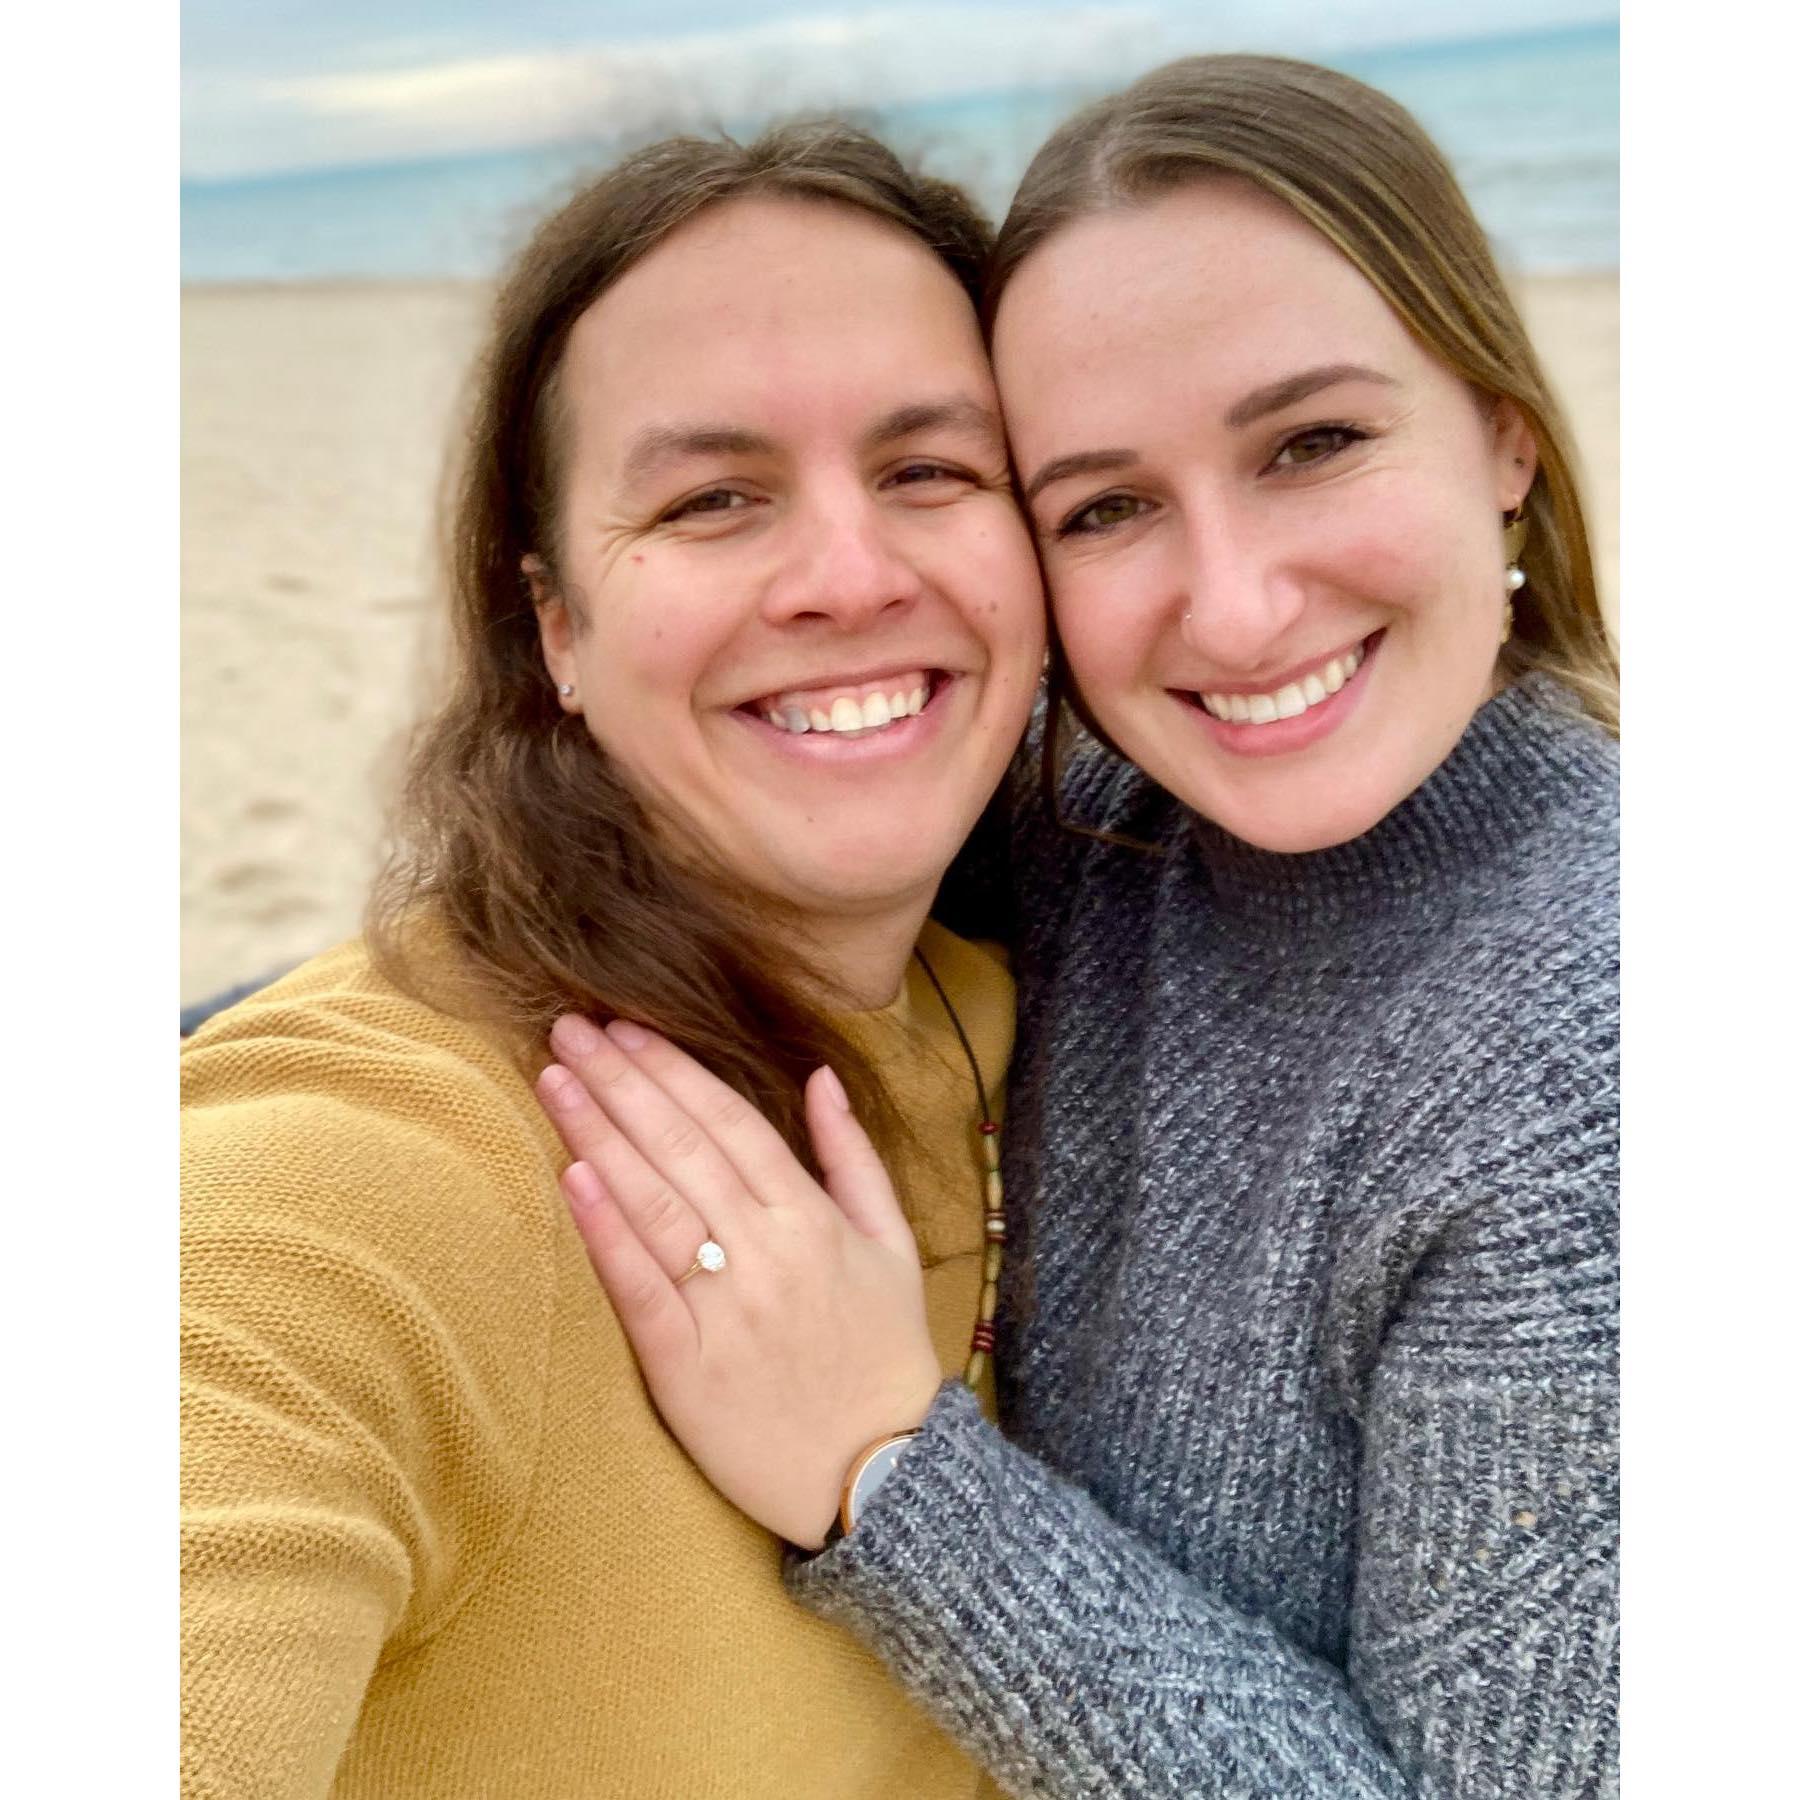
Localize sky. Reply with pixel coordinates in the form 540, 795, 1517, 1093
182, 0, 1617, 181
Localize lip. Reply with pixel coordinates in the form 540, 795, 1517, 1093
728, 671, 962, 765
1174, 630, 1382, 759
1183, 635, 1371, 698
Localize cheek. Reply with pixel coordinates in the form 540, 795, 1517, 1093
1049, 556, 1161, 688
583, 582, 724, 699
1327, 486, 1482, 623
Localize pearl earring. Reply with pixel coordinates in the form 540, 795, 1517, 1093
558, 683, 574, 697
1501, 566, 1525, 641
1500, 505, 1529, 643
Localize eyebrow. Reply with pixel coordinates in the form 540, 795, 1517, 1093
1224, 362, 1398, 427
1020, 363, 1399, 506
621, 423, 776, 489
619, 397, 1003, 492
862, 397, 1004, 453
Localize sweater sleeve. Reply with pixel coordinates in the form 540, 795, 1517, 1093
786, 1098, 1617, 1799
181, 1024, 557, 1800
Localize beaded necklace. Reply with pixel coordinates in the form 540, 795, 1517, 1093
912, 947, 1004, 1390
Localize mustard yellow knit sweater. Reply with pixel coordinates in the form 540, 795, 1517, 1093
181, 922, 1011, 1800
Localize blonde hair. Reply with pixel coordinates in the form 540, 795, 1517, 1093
988, 53, 1618, 734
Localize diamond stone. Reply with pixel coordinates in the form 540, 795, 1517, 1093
696, 1240, 726, 1272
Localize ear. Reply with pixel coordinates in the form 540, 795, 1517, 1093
526, 554, 581, 711
1490, 398, 1539, 511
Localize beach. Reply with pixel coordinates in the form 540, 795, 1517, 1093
180, 273, 1619, 1007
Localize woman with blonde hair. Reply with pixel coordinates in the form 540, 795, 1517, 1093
180, 122, 1047, 1796
541, 55, 1620, 1797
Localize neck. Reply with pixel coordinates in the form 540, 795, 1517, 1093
790, 889, 937, 1011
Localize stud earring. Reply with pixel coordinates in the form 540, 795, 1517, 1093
558, 683, 574, 697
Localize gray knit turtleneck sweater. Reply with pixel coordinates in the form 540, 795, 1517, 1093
790, 676, 1619, 1798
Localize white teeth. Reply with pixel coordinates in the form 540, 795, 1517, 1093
759, 676, 933, 735
1197, 642, 1368, 728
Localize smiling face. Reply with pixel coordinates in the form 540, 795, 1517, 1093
534, 195, 1045, 930
993, 178, 1536, 853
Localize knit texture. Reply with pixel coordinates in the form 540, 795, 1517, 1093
181, 920, 1013, 1800
792, 676, 1620, 1798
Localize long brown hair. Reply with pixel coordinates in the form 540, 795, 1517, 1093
986, 53, 1618, 804
369, 123, 993, 1162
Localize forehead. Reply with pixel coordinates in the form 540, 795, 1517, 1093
560, 196, 990, 469
993, 181, 1428, 440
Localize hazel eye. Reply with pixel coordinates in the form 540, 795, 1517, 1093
1058, 492, 1148, 538
1269, 425, 1366, 470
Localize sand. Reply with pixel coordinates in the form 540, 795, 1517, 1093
180, 273, 1618, 1007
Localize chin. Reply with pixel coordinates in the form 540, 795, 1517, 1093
774, 846, 952, 918
1204, 782, 1399, 856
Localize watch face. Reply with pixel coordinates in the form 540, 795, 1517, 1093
847, 1434, 916, 1531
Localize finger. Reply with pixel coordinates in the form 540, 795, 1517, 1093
804, 1065, 917, 1256
547, 1014, 759, 1234
538, 1060, 715, 1282
605, 1020, 831, 1218
561, 1161, 699, 1375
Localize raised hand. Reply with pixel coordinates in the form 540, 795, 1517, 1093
536, 1017, 943, 1549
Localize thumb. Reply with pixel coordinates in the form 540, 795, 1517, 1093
805, 1066, 915, 1253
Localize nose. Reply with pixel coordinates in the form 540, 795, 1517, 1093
761, 484, 924, 631
1175, 510, 1306, 670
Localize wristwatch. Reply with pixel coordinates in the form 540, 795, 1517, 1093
823, 1430, 920, 1547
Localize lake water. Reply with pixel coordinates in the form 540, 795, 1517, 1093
182, 24, 1617, 281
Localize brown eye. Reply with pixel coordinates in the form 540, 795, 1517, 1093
889, 462, 962, 487
1270, 426, 1365, 470
664, 488, 750, 522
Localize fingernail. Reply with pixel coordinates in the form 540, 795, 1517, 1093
561, 1160, 602, 1210
607, 1019, 651, 1052
819, 1065, 850, 1112
551, 1014, 603, 1056
537, 1062, 579, 1108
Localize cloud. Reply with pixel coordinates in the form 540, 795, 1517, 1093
182, 0, 1614, 180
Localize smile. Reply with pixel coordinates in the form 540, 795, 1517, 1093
1196, 643, 1364, 725
745, 670, 941, 739
1176, 632, 1382, 758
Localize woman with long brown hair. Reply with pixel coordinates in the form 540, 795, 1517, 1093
180, 124, 1045, 1796
540, 55, 1619, 1797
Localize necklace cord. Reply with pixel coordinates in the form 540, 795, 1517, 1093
911, 945, 1004, 1391
912, 947, 994, 1123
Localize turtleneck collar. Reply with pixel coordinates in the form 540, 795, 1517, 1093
1181, 675, 1616, 938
